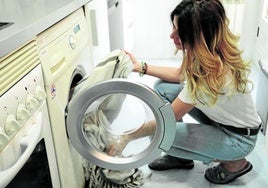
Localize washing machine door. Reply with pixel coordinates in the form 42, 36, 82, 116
66, 79, 176, 170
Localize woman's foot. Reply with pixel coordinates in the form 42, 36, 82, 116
148, 154, 194, 170
204, 159, 253, 184
221, 158, 248, 172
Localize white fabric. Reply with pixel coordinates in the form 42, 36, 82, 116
72, 49, 133, 96
178, 74, 261, 128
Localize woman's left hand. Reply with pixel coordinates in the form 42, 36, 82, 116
124, 50, 142, 73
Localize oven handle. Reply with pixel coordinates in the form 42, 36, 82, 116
0, 112, 42, 187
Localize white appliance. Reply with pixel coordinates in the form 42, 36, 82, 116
84, 0, 111, 66
0, 40, 60, 187
107, 0, 134, 51
37, 8, 94, 188
254, 0, 268, 148
64, 50, 176, 171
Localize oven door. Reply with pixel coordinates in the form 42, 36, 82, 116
0, 104, 55, 188
66, 78, 176, 171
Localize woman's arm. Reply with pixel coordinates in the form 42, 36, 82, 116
107, 120, 156, 156
171, 97, 194, 121
107, 98, 194, 156
125, 98, 194, 140
146, 65, 183, 83
125, 51, 184, 83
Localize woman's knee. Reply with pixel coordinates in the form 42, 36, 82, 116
153, 80, 184, 103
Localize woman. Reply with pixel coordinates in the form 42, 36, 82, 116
110, 0, 261, 184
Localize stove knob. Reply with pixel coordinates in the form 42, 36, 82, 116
5, 115, 21, 136
35, 85, 46, 101
26, 94, 39, 110
0, 127, 9, 151
17, 104, 31, 121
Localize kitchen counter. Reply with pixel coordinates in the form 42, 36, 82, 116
0, 0, 91, 58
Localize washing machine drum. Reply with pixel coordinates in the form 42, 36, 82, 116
66, 50, 176, 171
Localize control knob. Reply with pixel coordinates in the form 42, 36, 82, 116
17, 104, 31, 121
69, 35, 77, 49
5, 115, 21, 136
26, 94, 39, 110
0, 127, 9, 151
35, 85, 46, 101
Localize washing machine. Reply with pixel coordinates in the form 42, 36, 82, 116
65, 49, 176, 171
36, 5, 176, 186
37, 8, 93, 188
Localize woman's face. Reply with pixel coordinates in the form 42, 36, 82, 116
170, 16, 182, 50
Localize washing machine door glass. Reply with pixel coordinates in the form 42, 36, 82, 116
66, 79, 176, 170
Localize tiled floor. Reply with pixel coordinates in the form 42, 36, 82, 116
127, 59, 268, 188
139, 134, 268, 188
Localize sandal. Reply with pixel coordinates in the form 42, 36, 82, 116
204, 161, 253, 184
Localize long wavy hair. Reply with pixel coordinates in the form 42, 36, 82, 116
171, 0, 252, 105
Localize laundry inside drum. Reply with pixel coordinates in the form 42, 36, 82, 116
82, 93, 156, 158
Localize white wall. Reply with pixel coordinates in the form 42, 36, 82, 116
239, 0, 261, 62
252, 0, 268, 140
131, 0, 182, 59
130, 0, 253, 60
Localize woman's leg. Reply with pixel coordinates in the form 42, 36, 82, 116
153, 79, 184, 103
152, 79, 256, 183
150, 80, 194, 170
167, 122, 257, 184
168, 122, 257, 163
154, 79, 213, 124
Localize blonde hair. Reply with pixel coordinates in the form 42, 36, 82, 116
171, 0, 252, 105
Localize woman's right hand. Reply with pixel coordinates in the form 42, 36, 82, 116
106, 134, 129, 156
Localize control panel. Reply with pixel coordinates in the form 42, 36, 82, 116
37, 8, 92, 86
0, 65, 46, 169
